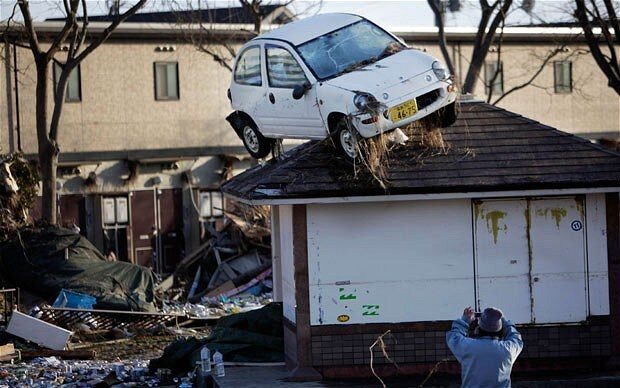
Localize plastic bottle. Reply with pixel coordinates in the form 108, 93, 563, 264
213, 350, 225, 377
199, 346, 211, 374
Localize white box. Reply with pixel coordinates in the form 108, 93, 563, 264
7, 311, 73, 350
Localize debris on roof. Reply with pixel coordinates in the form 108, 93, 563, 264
222, 101, 620, 203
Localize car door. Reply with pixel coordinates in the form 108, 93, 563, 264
259, 42, 325, 138
230, 44, 267, 128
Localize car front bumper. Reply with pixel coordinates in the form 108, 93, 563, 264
352, 82, 457, 138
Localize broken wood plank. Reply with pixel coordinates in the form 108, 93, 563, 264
20, 349, 96, 360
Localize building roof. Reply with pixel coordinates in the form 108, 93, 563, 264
48, 5, 290, 24
255, 13, 361, 46
222, 101, 620, 204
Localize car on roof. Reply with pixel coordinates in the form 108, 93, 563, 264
226, 13, 458, 160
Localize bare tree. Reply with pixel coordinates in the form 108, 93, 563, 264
4, 0, 147, 224
170, 0, 319, 72
428, 0, 514, 94
574, 0, 620, 94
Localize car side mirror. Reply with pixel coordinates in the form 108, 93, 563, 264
292, 83, 311, 100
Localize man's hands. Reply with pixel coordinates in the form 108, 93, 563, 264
462, 306, 475, 323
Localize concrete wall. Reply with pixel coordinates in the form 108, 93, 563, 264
407, 40, 619, 137
279, 204, 297, 324
1, 40, 242, 156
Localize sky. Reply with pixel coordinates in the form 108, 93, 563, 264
0, 0, 576, 28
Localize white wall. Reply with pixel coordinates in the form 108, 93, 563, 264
586, 193, 610, 315
279, 205, 296, 324
303, 194, 610, 326
306, 199, 475, 325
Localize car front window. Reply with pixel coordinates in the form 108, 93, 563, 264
297, 20, 404, 80
266, 45, 308, 88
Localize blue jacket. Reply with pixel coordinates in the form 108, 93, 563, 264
446, 317, 523, 388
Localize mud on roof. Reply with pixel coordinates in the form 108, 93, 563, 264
222, 101, 620, 203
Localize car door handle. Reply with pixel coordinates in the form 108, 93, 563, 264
269, 93, 275, 104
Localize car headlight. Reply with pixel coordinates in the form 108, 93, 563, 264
432, 61, 448, 80
353, 93, 377, 110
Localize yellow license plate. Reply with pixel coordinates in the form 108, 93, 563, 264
390, 98, 418, 122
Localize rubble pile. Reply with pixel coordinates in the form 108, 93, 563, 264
0, 356, 185, 387
0, 201, 279, 385
160, 202, 273, 319
0, 153, 39, 242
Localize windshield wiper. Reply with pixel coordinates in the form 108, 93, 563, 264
341, 57, 377, 74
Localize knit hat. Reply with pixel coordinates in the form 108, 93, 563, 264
479, 307, 503, 333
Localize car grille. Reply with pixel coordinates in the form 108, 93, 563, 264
417, 88, 441, 110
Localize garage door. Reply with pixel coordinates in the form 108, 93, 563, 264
474, 197, 587, 324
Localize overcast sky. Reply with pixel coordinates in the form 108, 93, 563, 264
0, 0, 576, 28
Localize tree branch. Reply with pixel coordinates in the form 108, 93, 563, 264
16, 0, 41, 57
575, 0, 620, 94
46, 0, 79, 60
427, 0, 456, 76
73, 0, 147, 64
492, 45, 566, 105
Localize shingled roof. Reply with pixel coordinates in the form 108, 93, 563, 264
222, 101, 620, 204
47, 5, 287, 24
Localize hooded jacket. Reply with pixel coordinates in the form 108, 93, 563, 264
446, 317, 523, 388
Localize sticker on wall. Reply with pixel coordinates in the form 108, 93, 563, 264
571, 220, 583, 231
339, 288, 356, 300
337, 314, 350, 323
362, 305, 380, 316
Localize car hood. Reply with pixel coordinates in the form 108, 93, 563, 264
323, 49, 437, 96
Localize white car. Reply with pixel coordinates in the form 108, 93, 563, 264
226, 13, 458, 160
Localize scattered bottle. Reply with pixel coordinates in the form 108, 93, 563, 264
213, 350, 225, 377
200, 346, 211, 374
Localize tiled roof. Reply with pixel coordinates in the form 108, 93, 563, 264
222, 101, 620, 203
48, 5, 283, 24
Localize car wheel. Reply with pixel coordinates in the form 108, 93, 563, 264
241, 121, 273, 159
333, 118, 360, 161
439, 101, 457, 128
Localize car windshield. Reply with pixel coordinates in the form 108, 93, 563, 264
297, 20, 404, 80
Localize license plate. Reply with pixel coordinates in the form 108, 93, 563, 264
390, 98, 418, 122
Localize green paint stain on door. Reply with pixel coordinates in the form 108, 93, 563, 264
486, 211, 507, 244
550, 208, 567, 229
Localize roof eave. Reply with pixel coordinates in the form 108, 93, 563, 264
223, 185, 620, 206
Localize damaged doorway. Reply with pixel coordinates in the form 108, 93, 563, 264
473, 197, 587, 324
131, 189, 184, 273
102, 196, 130, 262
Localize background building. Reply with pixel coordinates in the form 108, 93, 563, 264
0, 7, 618, 273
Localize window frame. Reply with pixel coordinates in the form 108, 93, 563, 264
233, 45, 263, 87
265, 43, 309, 89
199, 190, 225, 219
53, 63, 82, 103
153, 61, 180, 101
553, 60, 573, 94
484, 61, 504, 96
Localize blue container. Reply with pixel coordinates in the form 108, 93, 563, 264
53, 289, 97, 309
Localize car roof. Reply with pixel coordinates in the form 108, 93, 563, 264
255, 13, 363, 46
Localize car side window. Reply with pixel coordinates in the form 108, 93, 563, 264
266, 45, 307, 88
234, 46, 262, 86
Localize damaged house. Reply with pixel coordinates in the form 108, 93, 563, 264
222, 101, 620, 380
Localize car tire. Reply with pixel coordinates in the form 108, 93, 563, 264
439, 101, 457, 127
333, 117, 361, 161
240, 120, 273, 159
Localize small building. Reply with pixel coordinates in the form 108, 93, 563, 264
222, 101, 620, 380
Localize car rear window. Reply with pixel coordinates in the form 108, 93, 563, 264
234, 46, 262, 86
